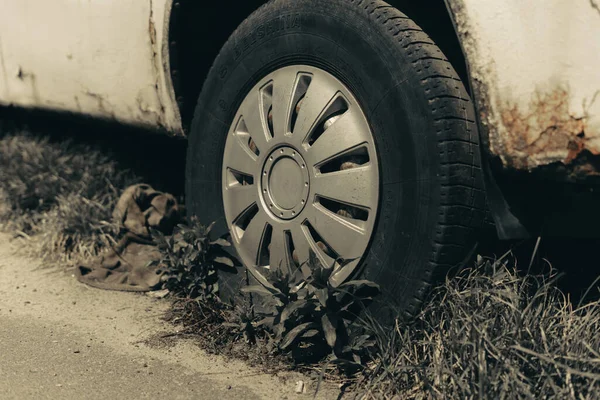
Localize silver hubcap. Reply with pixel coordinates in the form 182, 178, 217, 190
222, 65, 379, 286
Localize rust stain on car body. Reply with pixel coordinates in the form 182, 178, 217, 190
446, 0, 600, 183
497, 87, 598, 176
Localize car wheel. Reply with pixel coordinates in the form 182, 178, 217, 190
186, 0, 486, 318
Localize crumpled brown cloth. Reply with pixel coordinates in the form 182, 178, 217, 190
76, 184, 181, 292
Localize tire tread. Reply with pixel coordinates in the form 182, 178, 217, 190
364, 1, 486, 317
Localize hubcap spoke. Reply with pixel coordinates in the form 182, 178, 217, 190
269, 226, 291, 275
227, 138, 258, 176
305, 205, 366, 260
271, 69, 298, 139
292, 74, 340, 143
312, 165, 375, 209
310, 237, 337, 270
239, 92, 269, 152
306, 109, 369, 165
239, 211, 269, 265
223, 184, 257, 221
290, 224, 311, 267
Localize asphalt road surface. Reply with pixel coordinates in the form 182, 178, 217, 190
0, 234, 339, 399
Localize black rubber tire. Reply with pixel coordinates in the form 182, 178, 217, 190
186, 0, 486, 318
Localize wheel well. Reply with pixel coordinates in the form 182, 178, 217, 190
168, 0, 469, 131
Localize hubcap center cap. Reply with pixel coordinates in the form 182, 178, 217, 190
262, 147, 309, 220
269, 158, 303, 209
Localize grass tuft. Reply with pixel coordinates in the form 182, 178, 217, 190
34, 193, 119, 263
0, 132, 138, 262
357, 255, 600, 399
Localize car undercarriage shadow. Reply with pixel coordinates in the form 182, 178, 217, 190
0, 106, 187, 199
481, 236, 600, 306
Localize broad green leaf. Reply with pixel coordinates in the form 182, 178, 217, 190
213, 256, 234, 267
280, 322, 318, 350
206, 221, 216, 234
210, 238, 231, 247
321, 313, 338, 348
301, 329, 320, 339
354, 334, 372, 347
256, 316, 275, 328
280, 300, 314, 324
240, 285, 279, 297
315, 288, 328, 307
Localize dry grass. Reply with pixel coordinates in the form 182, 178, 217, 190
356, 255, 600, 399
0, 132, 138, 263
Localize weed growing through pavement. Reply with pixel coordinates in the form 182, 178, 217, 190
151, 219, 238, 300
241, 252, 379, 373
